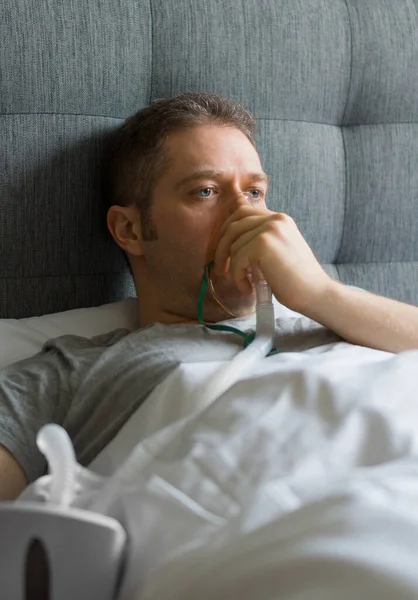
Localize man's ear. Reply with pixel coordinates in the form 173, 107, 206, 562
107, 205, 144, 257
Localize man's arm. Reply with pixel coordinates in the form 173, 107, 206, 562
214, 207, 418, 354
303, 281, 418, 354
0, 339, 75, 498
0, 444, 27, 500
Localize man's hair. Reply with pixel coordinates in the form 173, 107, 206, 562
103, 91, 257, 239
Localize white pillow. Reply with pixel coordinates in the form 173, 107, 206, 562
0, 298, 138, 369
0, 285, 363, 370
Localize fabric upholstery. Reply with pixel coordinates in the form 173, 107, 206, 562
0, 0, 417, 317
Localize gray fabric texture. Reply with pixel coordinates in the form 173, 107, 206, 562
0, 316, 342, 482
0, 0, 417, 317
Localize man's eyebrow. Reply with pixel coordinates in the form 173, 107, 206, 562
174, 170, 269, 190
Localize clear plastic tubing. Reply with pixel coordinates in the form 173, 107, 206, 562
97, 202, 276, 492
195, 273, 275, 408
192, 186, 276, 407
98, 270, 276, 501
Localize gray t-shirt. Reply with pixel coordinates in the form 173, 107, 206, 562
0, 315, 342, 483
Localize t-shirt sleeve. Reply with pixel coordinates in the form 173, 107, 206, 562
0, 346, 73, 483
0, 328, 129, 484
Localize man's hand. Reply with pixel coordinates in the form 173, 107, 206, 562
214, 204, 418, 353
214, 205, 333, 313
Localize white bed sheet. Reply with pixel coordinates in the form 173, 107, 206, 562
22, 338, 418, 599
84, 341, 418, 599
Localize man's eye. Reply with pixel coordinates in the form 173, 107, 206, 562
248, 189, 263, 200
197, 188, 213, 198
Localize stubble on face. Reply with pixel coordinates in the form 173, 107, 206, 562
137, 124, 266, 323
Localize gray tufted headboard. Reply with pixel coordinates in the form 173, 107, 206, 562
1, 0, 418, 318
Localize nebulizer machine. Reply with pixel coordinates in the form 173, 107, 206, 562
0, 192, 276, 599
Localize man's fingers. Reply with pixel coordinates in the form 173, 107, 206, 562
228, 240, 262, 294
218, 205, 271, 240
227, 225, 273, 292
229, 224, 268, 259
214, 215, 271, 274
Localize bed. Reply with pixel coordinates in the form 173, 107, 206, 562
1, 0, 418, 598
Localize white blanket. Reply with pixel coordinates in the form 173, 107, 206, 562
86, 340, 418, 599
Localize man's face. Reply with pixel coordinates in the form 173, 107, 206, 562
140, 124, 269, 322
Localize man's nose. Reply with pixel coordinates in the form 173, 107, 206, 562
226, 191, 253, 216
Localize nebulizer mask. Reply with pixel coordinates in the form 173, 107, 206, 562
193, 228, 277, 407
0, 192, 277, 599
198, 190, 277, 343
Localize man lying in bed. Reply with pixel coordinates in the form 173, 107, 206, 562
1, 92, 418, 501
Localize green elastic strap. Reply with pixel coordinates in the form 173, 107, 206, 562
198, 262, 281, 356
197, 261, 256, 348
